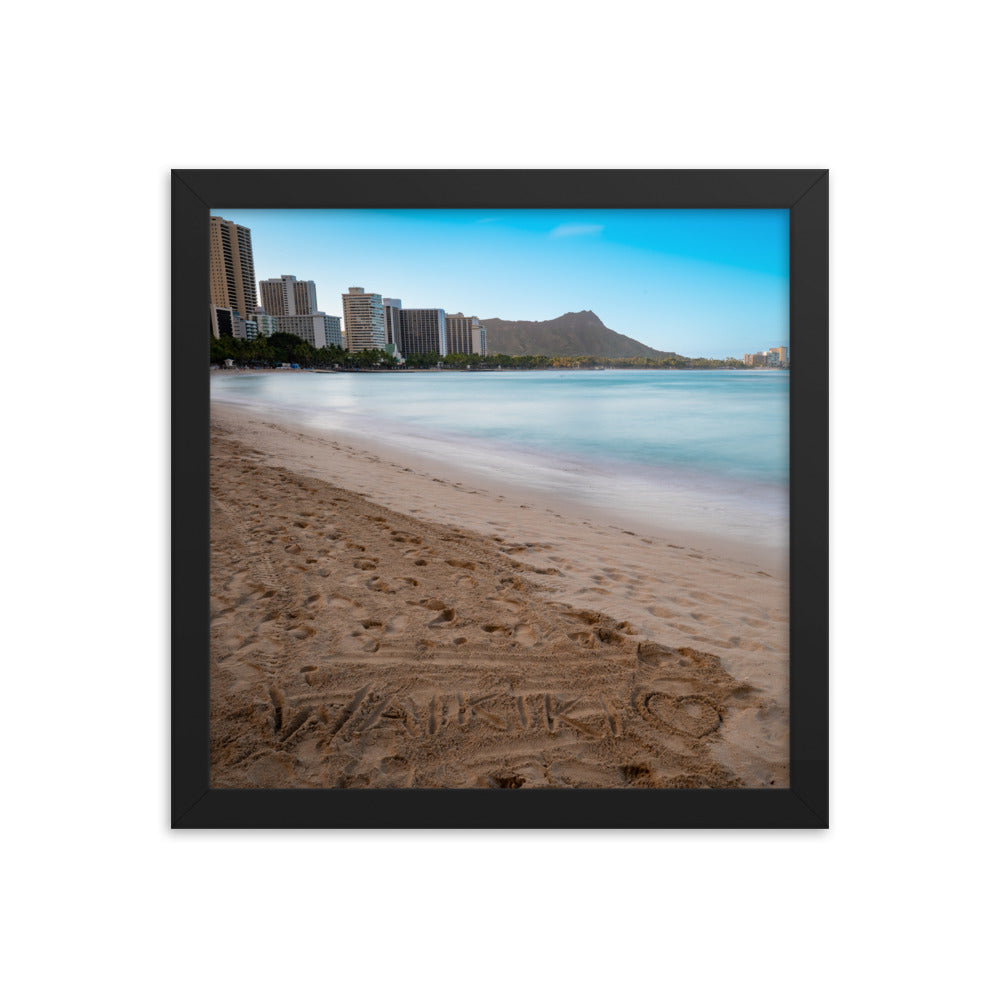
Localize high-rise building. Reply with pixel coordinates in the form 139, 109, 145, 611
341, 287, 387, 352
209, 216, 257, 319
445, 313, 487, 356
382, 297, 402, 350
211, 305, 248, 340
273, 313, 343, 350
399, 308, 447, 357
260, 275, 318, 317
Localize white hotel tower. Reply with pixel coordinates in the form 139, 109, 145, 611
341, 287, 387, 352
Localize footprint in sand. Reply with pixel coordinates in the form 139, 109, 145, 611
513, 623, 539, 646
671, 596, 699, 608
420, 598, 457, 626
487, 597, 524, 613
690, 612, 720, 626
669, 623, 698, 637
648, 605, 677, 619
429, 608, 456, 626
328, 595, 366, 616
377, 756, 414, 787
435, 762, 475, 787
729, 636, 768, 651
337, 632, 381, 654
384, 614, 409, 634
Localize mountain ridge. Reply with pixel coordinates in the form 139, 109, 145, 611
479, 310, 671, 360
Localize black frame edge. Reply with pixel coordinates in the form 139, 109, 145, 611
171, 172, 212, 825
789, 171, 830, 826
171, 169, 829, 830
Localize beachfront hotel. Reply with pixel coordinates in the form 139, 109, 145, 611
271, 312, 343, 350
445, 313, 488, 356
247, 307, 278, 339
744, 347, 789, 368
399, 308, 447, 357
208, 216, 487, 359
341, 287, 387, 352
382, 297, 402, 352
254, 273, 343, 348
260, 275, 318, 317
210, 216, 258, 319
211, 305, 249, 340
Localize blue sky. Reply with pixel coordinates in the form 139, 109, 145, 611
219, 208, 789, 358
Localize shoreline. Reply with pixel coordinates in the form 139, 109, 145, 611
210, 383, 789, 568
210, 403, 789, 789
211, 365, 787, 375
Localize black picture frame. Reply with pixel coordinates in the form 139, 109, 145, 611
172, 169, 828, 829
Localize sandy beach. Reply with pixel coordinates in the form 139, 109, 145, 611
210, 395, 789, 789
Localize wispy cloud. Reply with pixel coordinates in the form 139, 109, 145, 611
549, 223, 605, 238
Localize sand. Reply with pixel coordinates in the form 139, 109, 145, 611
210, 398, 789, 789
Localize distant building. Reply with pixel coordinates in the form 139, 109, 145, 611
273, 313, 343, 350
260, 275, 318, 317
399, 308, 447, 356
322, 315, 343, 348
744, 348, 788, 368
382, 297, 402, 351
445, 313, 487, 355
248, 308, 278, 339
341, 287, 387, 352
210, 216, 257, 320
211, 305, 248, 340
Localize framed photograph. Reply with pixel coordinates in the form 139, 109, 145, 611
172, 169, 828, 828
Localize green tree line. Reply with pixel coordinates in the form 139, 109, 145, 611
210, 331, 748, 371
210, 331, 395, 368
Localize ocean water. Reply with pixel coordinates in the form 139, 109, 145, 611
212, 369, 789, 547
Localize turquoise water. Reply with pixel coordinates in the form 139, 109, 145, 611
212, 369, 789, 543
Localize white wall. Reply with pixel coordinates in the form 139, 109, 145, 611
5, 3, 995, 998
